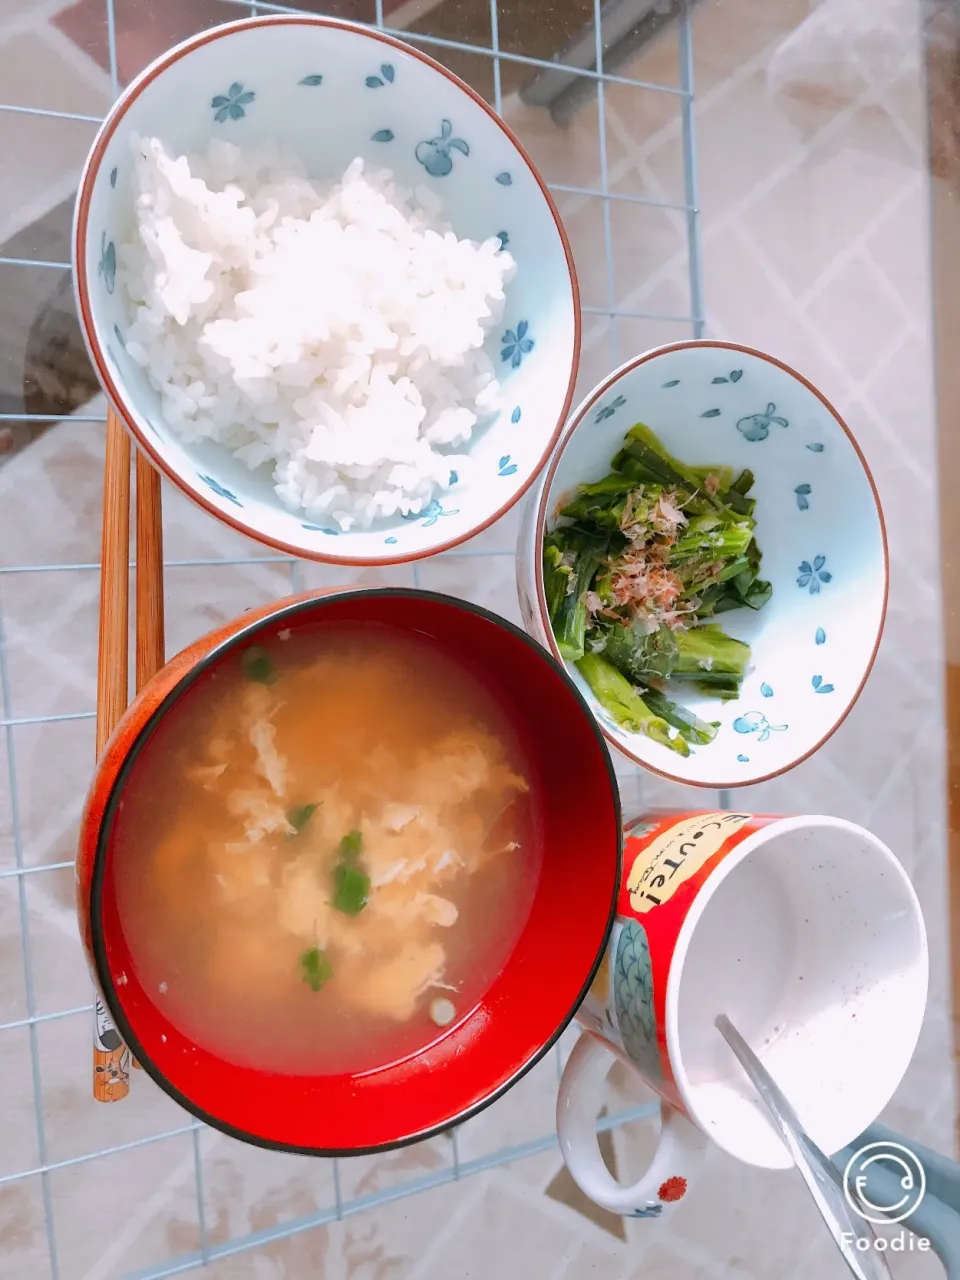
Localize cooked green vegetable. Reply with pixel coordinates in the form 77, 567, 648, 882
241, 645, 278, 685
286, 803, 318, 833
575, 654, 689, 757
338, 829, 363, 859
596, 617, 678, 684
299, 946, 333, 992
551, 529, 609, 663
544, 421, 772, 754
332, 861, 371, 915
641, 688, 720, 747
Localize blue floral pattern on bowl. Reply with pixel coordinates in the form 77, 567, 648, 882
199, 474, 241, 506
732, 711, 788, 743
737, 401, 788, 442
501, 321, 533, 368
400, 498, 458, 527
415, 119, 469, 177
797, 555, 831, 593
99, 234, 116, 294
365, 63, 395, 87
212, 81, 255, 122
595, 394, 626, 424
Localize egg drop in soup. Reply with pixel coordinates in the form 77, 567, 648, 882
112, 622, 541, 1075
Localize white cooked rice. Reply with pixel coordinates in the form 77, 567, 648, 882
118, 136, 516, 530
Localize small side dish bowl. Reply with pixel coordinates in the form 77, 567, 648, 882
73, 15, 579, 564
517, 341, 888, 788
77, 588, 622, 1154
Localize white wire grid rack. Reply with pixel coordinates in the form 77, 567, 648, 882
0, 0, 709, 1274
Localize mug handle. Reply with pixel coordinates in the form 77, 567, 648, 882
557, 1033, 707, 1218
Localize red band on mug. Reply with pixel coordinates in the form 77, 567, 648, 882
618, 811, 778, 1102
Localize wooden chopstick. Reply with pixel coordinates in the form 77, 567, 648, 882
93, 409, 167, 1100
135, 451, 165, 693
129, 450, 166, 1075
93, 407, 132, 1102
95, 408, 131, 761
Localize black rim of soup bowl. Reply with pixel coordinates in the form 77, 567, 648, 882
90, 588, 624, 1157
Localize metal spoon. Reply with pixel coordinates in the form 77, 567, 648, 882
715, 1014, 893, 1280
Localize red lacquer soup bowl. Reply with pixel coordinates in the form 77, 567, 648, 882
77, 588, 622, 1155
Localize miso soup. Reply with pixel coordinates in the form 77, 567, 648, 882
112, 623, 541, 1075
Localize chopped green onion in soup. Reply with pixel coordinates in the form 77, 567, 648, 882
299, 947, 334, 992
241, 645, 278, 685
332, 862, 370, 915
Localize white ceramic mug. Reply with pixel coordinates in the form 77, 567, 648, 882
556, 811, 928, 1220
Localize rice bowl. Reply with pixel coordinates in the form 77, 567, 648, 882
74, 15, 580, 564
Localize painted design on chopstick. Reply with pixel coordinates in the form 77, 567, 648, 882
211, 82, 255, 123
416, 120, 469, 177
736, 402, 788, 442
797, 555, 831, 594
365, 63, 395, 87
93, 995, 130, 1101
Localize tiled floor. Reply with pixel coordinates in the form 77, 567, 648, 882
0, 0, 953, 1277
